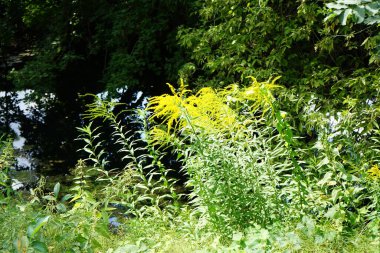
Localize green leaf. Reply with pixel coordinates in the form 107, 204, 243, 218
317, 172, 333, 186
53, 182, 60, 198
56, 203, 67, 213
332, 189, 342, 203
365, 3, 380, 15
13, 236, 29, 253
42, 195, 56, 201
61, 194, 72, 202
27, 216, 50, 238
325, 206, 338, 219
326, 3, 348, 9
338, 0, 362, 4
70, 194, 82, 203
365, 15, 380, 24
340, 8, 353, 25
317, 157, 330, 168
353, 6, 365, 23
83, 147, 95, 155
113, 244, 141, 253
31, 241, 49, 253
232, 232, 243, 241
91, 238, 102, 249
95, 223, 110, 238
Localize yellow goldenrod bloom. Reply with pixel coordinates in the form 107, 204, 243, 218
147, 77, 282, 144
368, 164, 380, 180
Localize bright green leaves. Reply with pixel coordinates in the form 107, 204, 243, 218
53, 182, 60, 199
27, 216, 50, 239
326, 0, 380, 25
13, 216, 50, 253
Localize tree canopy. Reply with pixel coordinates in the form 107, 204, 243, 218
3, 0, 194, 98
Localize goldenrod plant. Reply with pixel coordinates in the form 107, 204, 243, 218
148, 78, 299, 233
147, 77, 380, 236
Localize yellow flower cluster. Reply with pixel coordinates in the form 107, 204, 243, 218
367, 164, 380, 180
147, 77, 281, 144
240, 76, 282, 113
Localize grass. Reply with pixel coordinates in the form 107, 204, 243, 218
1, 198, 378, 252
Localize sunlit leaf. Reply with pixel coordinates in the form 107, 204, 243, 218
27, 216, 50, 238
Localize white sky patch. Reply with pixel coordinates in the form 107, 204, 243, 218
141, 96, 149, 108
328, 114, 340, 130
9, 122, 32, 169
9, 122, 25, 149
133, 91, 143, 104
0, 90, 53, 119
366, 98, 375, 106
97, 90, 108, 100
16, 157, 32, 168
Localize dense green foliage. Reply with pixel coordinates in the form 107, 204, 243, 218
3, 0, 193, 97
326, 0, 380, 25
1, 0, 380, 252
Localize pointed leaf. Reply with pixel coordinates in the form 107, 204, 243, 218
42, 195, 56, 201
95, 223, 111, 238
317, 157, 330, 168
27, 216, 50, 238
61, 194, 72, 202
53, 182, 60, 198
366, 3, 380, 15
353, 6, 365, 23
56, 203, 67, 213
340, 8, 353, 25
325, 206, 337, 219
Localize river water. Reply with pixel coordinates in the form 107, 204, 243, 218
1, 87, 147, 190
0, 89, 83, 189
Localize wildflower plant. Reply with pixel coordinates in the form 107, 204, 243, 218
77, 95, 181, 218
146, 76, 380, 235
147, 78, 300, 234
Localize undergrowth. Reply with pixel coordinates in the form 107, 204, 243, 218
0, 78, 379, 252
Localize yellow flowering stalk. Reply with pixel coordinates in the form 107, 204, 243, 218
240, 76, 282, 113
148, 81, 190, 133
367, 164, 380, 180
147, 77, 282, 144
148, 79, 238, 136
185, 87, 237, 132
